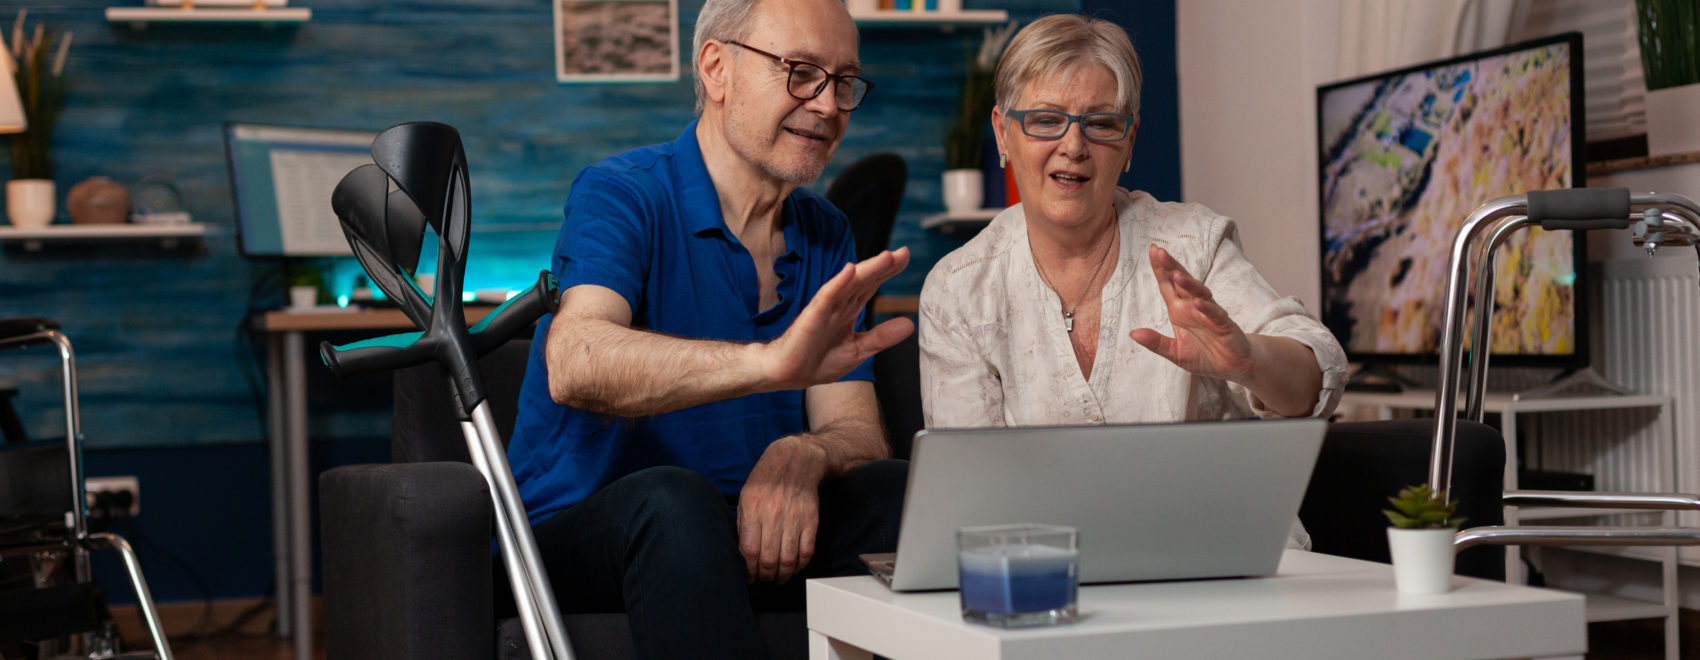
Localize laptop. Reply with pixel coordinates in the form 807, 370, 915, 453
863, 418, 1327, 591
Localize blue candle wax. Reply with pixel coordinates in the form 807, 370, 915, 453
958, 544, 1079, 615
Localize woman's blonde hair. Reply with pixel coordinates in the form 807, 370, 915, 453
994, 14, 1143, 118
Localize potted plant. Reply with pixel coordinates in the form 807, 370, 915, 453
284, 262, 327, 308
1637, 0, 1700, 157
1383, 483, 1464, 594
3, 10, 69, 229
942, 22, 1015, 214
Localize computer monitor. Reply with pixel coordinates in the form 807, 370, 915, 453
225, 123, 378, 258
1316, 32, 1586, 368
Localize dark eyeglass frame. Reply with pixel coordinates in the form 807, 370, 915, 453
1004, 108, 1137, 143
724, 40, 874, 112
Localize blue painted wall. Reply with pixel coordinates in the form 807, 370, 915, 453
2, 0, 1178, 602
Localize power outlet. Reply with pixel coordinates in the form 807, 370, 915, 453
85, 475, 140, 517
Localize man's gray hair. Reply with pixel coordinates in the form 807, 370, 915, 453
692, 0, 764, 115
994, 14, 1143, 119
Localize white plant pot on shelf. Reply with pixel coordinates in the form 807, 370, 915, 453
7, 179, 55, 229
942, 169, 983, 214
1387, 527, 1457, 594
1646, 83, 1700, 158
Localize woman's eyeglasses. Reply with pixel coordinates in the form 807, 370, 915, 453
725, 40, 874, 112
1004, 109, 1136, 143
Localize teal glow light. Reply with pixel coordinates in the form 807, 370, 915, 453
1557, 272, 1576, 286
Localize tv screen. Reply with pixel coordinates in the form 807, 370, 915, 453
1316, 32, 1586, 367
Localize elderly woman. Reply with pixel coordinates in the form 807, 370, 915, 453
920, 15, 1347, 433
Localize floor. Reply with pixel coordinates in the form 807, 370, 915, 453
99, 597, 1699, 660
110, 597, 322, 660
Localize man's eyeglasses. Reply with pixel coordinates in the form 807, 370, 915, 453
1004, 109, 1136, 143
725, 40, 873, 112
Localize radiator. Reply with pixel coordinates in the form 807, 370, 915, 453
1531, 255, 1700, 564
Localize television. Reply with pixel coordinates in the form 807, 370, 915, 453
1316, 32, 1586, 371
225, 123, 378, 258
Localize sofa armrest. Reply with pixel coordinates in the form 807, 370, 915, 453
321, 462, 494, 660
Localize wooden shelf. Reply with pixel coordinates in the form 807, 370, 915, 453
106, 6, 311, 26
0, 223, 209, 250
919, 207, 1000, 234
850, 9, 1009, 28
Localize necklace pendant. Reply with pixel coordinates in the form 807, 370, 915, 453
1064, 312, 1075, 333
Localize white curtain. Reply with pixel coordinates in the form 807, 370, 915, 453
1335, 0, 1520, 79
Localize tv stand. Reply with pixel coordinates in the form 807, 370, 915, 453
1514, 367, 1634, 400
1344, 363, 1420, 392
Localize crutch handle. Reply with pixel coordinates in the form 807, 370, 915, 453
318, 270, 560, 379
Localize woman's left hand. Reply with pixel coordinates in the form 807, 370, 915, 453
1130, 244, 1255, 382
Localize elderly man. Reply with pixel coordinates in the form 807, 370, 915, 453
505, 0, 911, 656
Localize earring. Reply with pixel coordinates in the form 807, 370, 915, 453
1124, 157, 1131, 173
999, 153, 1008, 169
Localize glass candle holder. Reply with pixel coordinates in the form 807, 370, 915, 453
957, 523, 1079, 628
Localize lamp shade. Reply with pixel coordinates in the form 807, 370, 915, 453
0, 47, 25, 134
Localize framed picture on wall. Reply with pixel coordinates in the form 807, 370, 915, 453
555, 0, 680, 83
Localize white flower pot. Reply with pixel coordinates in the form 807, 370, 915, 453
943, 169, 984, 214
1387, 527, 1456, 594
289, 286, 319, 309
1646, 83, 1700, 158
7, 179, 56, 229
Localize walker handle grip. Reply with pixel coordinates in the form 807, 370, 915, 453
1528, 188, 1631, 230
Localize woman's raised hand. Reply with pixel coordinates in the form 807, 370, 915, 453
1129, 244, 1255, 382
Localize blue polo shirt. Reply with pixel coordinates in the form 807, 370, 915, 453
507, 121, 874, 525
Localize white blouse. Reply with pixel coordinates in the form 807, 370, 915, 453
917, 190, 1349, 549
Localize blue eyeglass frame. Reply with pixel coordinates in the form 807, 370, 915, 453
1004, 109, 1137, 143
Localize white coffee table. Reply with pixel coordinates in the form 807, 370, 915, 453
806, 550, 1585, 659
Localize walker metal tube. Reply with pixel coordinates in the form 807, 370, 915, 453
1431, 196, 1530, 495
1434, 191, 1700, 497
1503, 491, 1700, 510
470, 402, 574, 660
1455, 526, 1700, 551
1464, 216, 1537, 422
460, 420, 552, 660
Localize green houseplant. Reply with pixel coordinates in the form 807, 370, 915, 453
3, 10, 69, 229
284, 262, 328, 308
1384, 483, 1463, 594
1635, 0, 1700, 157
941, 22, 1015, 214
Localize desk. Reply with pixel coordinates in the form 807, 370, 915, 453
806, 550, 1586, 660
256, 306, 494, 660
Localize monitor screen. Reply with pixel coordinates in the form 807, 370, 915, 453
1316, 32, 1586, 367
225, 123, 378, 258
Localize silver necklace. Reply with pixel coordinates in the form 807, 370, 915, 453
1032, 228, 1117, 333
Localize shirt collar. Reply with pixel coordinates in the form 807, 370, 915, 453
674, 119, 728, 237
675, 119, 799, 253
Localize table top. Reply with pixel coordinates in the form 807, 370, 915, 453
806, 550, 1585, 660
256, 305, 498, 332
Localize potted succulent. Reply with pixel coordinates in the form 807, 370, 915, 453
1637, 0, 1700, 157
1383, 483, 1464, 594
3, 10, 69, 229
942, 22, 1015, 214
